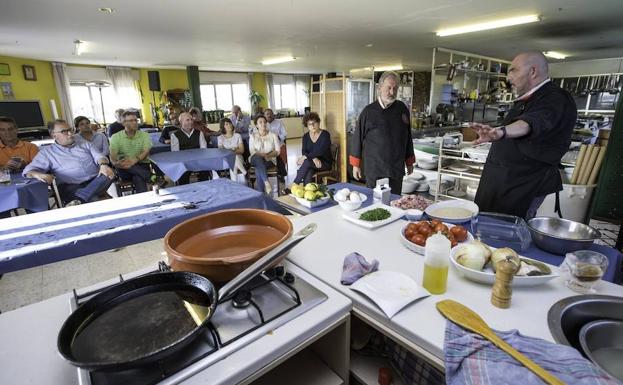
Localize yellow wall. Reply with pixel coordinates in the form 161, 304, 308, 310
137, 68, 189, 125
0, 55, 61, 122
251, 72, 269, 109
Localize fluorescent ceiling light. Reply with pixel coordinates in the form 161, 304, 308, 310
436, 15, 540, 37
543, 51, 567, 60
374, 65, 403, 72
351, 67, 373, 72
73, 40, 86, 56
261, 56, 296, 65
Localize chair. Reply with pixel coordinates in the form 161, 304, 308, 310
247, 163, 281, 196
313, 143, 340, 185
115, 179, 136, 196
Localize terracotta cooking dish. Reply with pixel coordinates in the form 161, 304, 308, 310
164, 209, 293, 283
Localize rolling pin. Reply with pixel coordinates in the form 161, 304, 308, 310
569, 144, 587, 184
575, 145, 594, 185
579, 146, 600, 185
587, 146, 607, 185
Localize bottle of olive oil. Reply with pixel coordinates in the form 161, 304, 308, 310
422, 232, 450, 294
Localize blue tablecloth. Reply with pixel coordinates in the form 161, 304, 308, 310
0, 174, 48, 213
150, 148, 236, 181
0, 179, 279, 273
149, 132, 170, 154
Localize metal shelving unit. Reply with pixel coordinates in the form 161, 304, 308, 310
433, 140, 486, 202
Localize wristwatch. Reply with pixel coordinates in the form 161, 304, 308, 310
498, 125, 507, 140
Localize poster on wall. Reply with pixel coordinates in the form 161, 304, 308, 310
0, 82, 15, 100
22, 65, 37, 81
0, 63, 10, 76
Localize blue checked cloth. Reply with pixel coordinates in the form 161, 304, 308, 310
444, 320, 622, 385
340, 252, 379, 285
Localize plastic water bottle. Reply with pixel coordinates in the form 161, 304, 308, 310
422, 232, 450, 294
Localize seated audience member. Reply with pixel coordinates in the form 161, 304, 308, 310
110, 110, 162, 193
249, 115, 280, 194
23, 120, 114, 206
264, 108, 287, 181
230, 105, 251, 135
73, 116, 110, 156
190, 107, 218, 143
159, 112, 180, 144
217, 118, 246, 178
294, 112, 332, 184
171, 112, 210, 184
107, 109, 126, 137
0, 116, 39, 171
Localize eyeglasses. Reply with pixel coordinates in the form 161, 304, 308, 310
54, 129, 73, 135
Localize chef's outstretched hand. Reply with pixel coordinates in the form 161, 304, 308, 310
470, 122, 503, 144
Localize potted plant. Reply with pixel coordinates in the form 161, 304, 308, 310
249, 90, 264, 115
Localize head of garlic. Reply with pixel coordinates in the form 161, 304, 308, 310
454, 240, 492, 271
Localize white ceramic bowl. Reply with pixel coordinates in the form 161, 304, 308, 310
449, 246, 558, 287
335, 192, 367, 211
417, 158, 438, 170
405, 209, 423, 221
425, 200, 479, 224
401, 179, 420, 194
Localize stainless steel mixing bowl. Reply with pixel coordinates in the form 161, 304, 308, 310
527, 217, 601, 255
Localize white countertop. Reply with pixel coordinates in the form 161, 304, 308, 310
286, 205, 623, 361
0, 261, 351, 385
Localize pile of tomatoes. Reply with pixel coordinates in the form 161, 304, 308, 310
403, 220, 468, 247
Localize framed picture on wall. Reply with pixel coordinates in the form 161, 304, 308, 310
0, 63, 10, 76
22, 65, 37, 81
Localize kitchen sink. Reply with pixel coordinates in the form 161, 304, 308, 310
548, 295, 623, 354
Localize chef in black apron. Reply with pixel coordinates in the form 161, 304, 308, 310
472, 51, 576, 219
350, 71, 415, 194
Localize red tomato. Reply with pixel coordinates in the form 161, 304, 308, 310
405, 228, 415, 239
412, 234, 426, 246
431, 219, 442, 227
450, 225, 468, 242
433, 223, 449, 233
407, 223, 418, 232
418, 225, 432, 237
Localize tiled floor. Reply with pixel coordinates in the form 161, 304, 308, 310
0, 138, 305, 313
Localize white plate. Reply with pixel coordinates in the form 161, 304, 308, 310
290, 193, 331, 208
449, 163, 470, 172
400, 222, 474, 255
425, 200, 479, 224
449, 246, 558, 287
447, 189, 467, 198
342, 203, 405, 229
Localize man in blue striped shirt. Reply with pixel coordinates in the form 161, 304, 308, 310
23, 120, 114, 206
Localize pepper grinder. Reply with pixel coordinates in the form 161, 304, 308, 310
491, 258, 519, 309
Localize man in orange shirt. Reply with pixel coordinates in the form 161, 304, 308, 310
0, 116, 39, 171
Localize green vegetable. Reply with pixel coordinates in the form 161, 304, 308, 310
359, 208, 391, 221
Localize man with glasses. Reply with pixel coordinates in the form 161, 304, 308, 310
109, 110, 163, 193
23, 120, 114, 206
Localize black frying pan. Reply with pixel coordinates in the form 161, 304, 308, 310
58, 223, 317, 371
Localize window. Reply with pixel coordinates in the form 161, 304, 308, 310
270, 75, 310, 114
70, 83, 119, 125
199, 83, 250, 112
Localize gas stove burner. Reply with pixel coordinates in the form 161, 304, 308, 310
266, 265, 285, 278
232, 290, 252, 308
284, 272, 295, 284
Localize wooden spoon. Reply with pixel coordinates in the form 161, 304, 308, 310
436, 300, 564, 385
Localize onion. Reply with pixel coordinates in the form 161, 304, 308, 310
490, 247, 520, 272
454, 241, 492, 271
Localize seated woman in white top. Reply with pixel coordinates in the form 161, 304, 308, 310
249, 115, 280, 194
217, 118, 246, 177
73, 116, 110, 156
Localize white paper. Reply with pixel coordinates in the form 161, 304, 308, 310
350, 271, 430, 318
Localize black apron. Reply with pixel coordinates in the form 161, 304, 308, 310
475, 90, 567, 218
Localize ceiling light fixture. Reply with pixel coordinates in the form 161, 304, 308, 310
98, 7, 114, 13
261, 56, 296, 65
351, 67, 373, 72
365, 43, 373, 47
73, 40, 86, 56
436, 14, 540, 37
543, 51, 567, 60
374, 64, 403, 72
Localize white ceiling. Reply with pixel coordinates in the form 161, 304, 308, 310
1, 0, 623, 73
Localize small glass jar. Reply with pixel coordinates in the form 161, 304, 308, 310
560, 250, 608, 294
